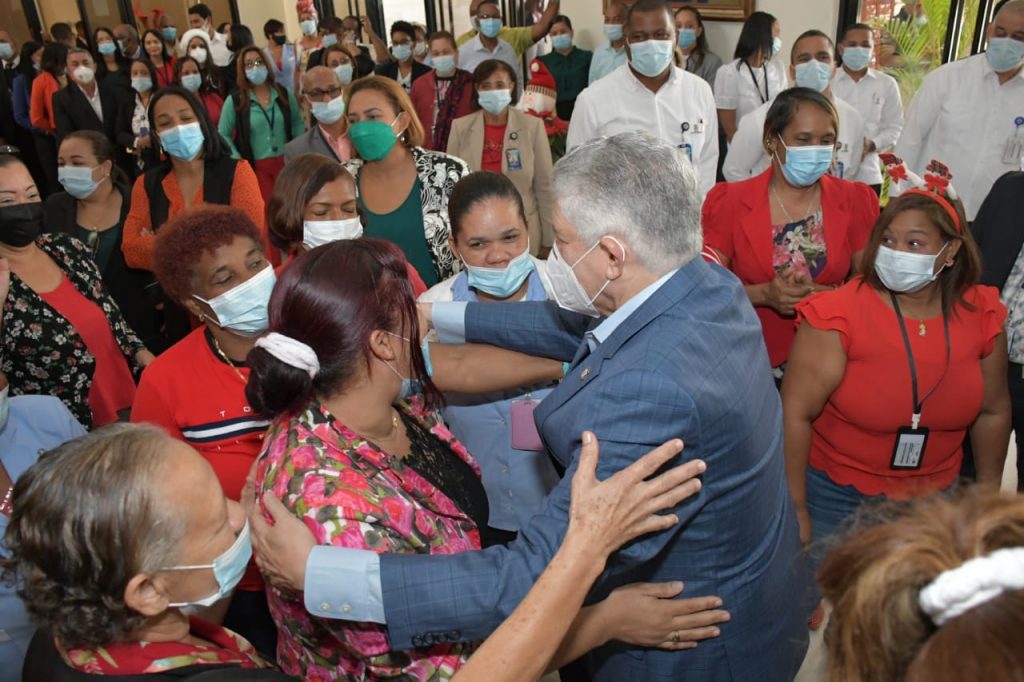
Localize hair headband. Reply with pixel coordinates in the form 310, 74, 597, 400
880, 154, 963, 234
919, 546, 1024, 626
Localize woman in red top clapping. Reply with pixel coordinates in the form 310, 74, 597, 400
782, 174, 1011, 559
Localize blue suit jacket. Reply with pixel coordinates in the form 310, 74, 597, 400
381, 258, 810, 680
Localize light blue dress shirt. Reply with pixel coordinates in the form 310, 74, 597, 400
302, 269, 679, 624
588, 44, 627, 85
443, 270, 559, 532
0, 396, 85, 681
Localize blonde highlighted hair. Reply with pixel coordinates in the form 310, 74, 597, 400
819, 491, 1024, 682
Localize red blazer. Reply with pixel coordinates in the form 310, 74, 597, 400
702, 168, 879, 367
409, 71, 475, 152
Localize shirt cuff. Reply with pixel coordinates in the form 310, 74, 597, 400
303, 546, 385, 623
432, 302, 469, 344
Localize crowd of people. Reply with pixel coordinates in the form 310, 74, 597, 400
1, 0, 1024, 680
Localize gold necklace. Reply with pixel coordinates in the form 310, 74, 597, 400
211, 334, 248, 383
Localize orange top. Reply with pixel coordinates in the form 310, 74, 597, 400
797, 278, 1005, 498
122, 160, 267, 271
29, 72, 60, 133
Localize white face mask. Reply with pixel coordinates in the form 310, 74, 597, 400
874, 243, 948, 293
302, 217, 363, 250
189, 46, 208, 64
544, 237, 624, 317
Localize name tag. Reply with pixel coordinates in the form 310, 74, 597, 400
891, 426, 929, 470
510, 400, 543, 451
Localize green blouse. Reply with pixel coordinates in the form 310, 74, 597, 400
359, 177, 439, 286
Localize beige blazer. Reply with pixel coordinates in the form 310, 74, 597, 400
447, 107, 556, 251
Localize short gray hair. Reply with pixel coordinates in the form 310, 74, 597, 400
0, 424, 185, 648
553, 131, 702, 274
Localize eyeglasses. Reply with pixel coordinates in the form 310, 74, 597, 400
243, 58, 265, 69
308, 85, 343, 99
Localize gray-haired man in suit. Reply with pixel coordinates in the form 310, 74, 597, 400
284, 66, 350, 163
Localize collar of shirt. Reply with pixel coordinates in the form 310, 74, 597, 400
467, 33, 511, 57
318, 124, 349, 157
836, 66, 876, 83
3, 56, 19, 69
585, 267, 678, 351
77, 83, 100, 101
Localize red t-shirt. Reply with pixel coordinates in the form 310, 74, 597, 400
796, 278, 1006, 498
481, 122, 507, 174
40, 275, 135, 426
131, 328, 268, 591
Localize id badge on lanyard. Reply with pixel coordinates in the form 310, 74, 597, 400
1004, 116, 1024, 169
889, 293, 950, 471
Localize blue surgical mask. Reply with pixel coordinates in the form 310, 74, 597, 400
479, 18, 503, 38
552, 34, 572, 51
245, 65, 269, 85
433, 54, 456, 75
322, 33, 338, 48
161, 27, 177, 42
677, 28, 697, 50
842, 46, 872, 71
986, 37, 1024, 73
392, 43, 413, 62
461, 244, 535, 298
0, 43, 12, 60
300, 19, 317, 36
334, 63, 354, 84
131, 76, 153, 93
181, 73, 202, 92
772, 36, 783, 56
160, 121, 205, 161
165, 521, 252, 613
58, 165, 103, 199
628, 39, 675, 77
194, 264, 276, 336
775, 140, 833, 187
794, 59, 832, 92
874, 243, 948, 293
603, 24, 623, 42
478, 88, 511, 115
311, 94, 346, 124
384, 332, 424, 400
97, 42, 117, 56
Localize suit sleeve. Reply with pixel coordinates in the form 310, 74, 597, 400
463, 300, 592, 361
380, 371, 702, 649
53, 91, 72, 146
446, 119, 469, 168
115, 93, 136, 149
531, 118, 556, 248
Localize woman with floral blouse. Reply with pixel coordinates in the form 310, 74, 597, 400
0, 155, 152, 428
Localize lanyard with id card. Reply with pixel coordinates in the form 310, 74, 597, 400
889, 293, 950, 470
1004, 116, 1024, 169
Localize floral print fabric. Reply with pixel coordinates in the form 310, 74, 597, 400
1, 233, 144, 428
255, 396, 481, 681
56, 617, 270, 675
772, 209, 827, 280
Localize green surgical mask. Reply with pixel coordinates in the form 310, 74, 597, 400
349, 116, 401, 161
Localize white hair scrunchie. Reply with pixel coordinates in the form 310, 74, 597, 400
919, 547, 1024, 626
254, 332, 320, 379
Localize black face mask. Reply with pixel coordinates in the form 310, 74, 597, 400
272, 34, 287, 46
0, 202, 43, 247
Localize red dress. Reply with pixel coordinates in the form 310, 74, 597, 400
796, 278, 1006, 498
39, 276, 135, 426
703, 168, 879, 367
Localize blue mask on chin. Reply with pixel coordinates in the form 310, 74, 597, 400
460, 245, 534, 298
385, 332, 424, 400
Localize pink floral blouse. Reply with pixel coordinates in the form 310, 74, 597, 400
255, 396, 482, 681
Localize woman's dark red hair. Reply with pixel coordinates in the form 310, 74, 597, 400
246, 238, 440, 417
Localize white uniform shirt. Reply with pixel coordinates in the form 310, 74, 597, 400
895, 53, 1024, 220
723, 94, 865, 183
208, 31, 232, 67
714, 57, 789, 125
830, 67, 904, 185
458, 34, 523, 95
567, 63, 720, 196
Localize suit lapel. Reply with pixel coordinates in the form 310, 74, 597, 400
465, 113, 485, 171
738, 170, 777, 283
71, 85, 102, 128
814, 175, 851, 282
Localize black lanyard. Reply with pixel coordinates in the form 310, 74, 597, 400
890, 293, 951, 429
745, 60, 769, 104
256, 95, 277, 133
